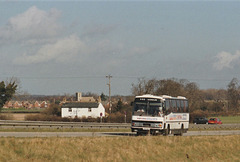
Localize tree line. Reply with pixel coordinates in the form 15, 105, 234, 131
131, 77, 240, 114
1, 77, 240, 122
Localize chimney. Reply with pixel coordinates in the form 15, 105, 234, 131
98, 96, 102, 103
76, 92, 82, 101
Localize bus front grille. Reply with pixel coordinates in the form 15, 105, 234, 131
143, 123, 151, 127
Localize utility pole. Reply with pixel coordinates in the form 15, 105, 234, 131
106, 75, 112, 113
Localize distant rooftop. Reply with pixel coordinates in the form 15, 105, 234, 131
61, 102, 99, 108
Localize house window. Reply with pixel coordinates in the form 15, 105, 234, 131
88, 108, 92, 112
69, 108, 72, 112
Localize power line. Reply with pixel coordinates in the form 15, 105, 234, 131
0, 75, 235, 83
106, 75, 112, 113
0, 75, 141, 80
13, 76, 106, 79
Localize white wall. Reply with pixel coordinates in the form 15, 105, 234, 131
61, 103, 105, 118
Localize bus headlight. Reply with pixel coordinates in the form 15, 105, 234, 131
132, 122, 143, 127
154, 123, 162, 127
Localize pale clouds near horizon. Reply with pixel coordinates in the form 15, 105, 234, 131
13, 35, 86, 64
0, 6, 61, 43
213, 51, 240, 71
3, 6, 151, 66
2, 5, 236, 69
4, 5, 238, 72
1, 2, 240, 95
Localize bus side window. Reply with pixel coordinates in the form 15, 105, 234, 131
183, 100, 189, 112
185, 100, 189, 112
168, 100, 172, 113
169, 100, 172, 113
177, 100, 181, 112
172, 100, 177, 112
165, 100, 170, 114
180, 100, 184, 112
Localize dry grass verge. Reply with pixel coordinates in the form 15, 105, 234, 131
0, 135, 239, 161
0, 128, 130, 132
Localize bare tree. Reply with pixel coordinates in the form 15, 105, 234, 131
227, 78, 239, 112
155, 79, 184, 96
184, 82, 203, 112
131, 78, 206, 112
131, 78, 155, 96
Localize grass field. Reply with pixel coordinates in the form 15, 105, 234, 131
0, 135, 239, 162
1, 109, 42, 113
212, 116, 240, 123
0, 128, 130, 132
0, 115, 239, 133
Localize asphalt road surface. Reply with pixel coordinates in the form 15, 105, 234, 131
0, 130, 239, 137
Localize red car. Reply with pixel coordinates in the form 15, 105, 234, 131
208, 118, 222, 124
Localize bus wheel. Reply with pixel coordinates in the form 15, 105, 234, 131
151, 131, 158, 136
179, 125, 184, 136
164, 125, 170, 136
137, 132, 142, 136
174, 125, 184, 136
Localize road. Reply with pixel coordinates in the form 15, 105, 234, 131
1, 120, 240, 130
0, 130, 239, 137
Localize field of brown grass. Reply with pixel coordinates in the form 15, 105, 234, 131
0, 135, 239, 162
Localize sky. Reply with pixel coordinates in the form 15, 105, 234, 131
1, 1, 240, 96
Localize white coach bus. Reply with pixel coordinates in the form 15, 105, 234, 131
131, 94, 189, 136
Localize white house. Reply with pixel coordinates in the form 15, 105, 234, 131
61, 102, 105, 118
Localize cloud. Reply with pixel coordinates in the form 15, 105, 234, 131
82, 24, 117, 38
129, 47, 152, 55
7, 5, 154, 69
0, 6, 61, 43
13, 35, 86, 65
213, 51, 240, 70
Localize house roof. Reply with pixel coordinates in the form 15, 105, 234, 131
61, 102, 99, 108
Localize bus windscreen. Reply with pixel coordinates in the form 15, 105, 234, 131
133, 99, 162, 116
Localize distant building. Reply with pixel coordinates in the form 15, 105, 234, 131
13, 101, 22, 108
40, 101, 48, 108
3, 100, 49, 109
34, 101, 40, 108
61, 92, 105, 118
61, 102, 105, 118
76, 92, 96, 102
3, 101, 13, 108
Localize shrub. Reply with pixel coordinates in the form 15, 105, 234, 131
0, 114, 14, 120
72, 116, 82, 122
25, 114, 62, 121
106, 112, 125, 123
61, 117, 71, 122
25, 106, 131, 123
42, 104, 61, 116
190, 110, 209, 123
